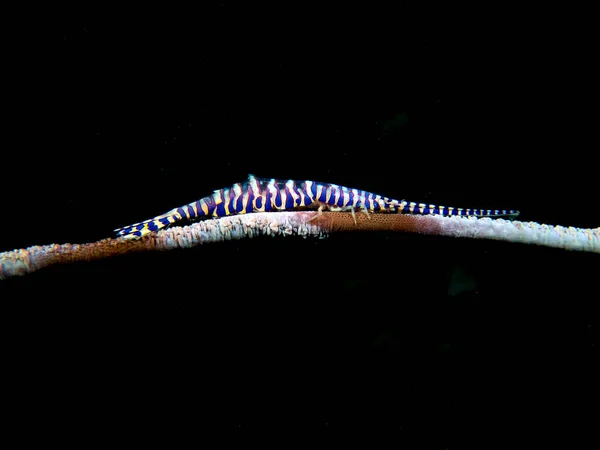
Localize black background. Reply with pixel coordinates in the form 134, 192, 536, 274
3, 4, 598, 445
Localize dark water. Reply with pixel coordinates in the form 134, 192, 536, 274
3, 5, 598, 445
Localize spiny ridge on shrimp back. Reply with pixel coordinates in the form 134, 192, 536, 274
114, 175, 520, 239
